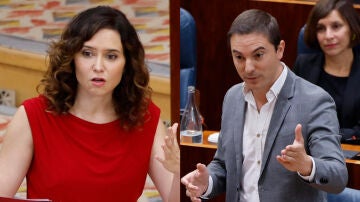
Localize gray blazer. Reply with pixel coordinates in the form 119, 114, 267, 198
207, 69, 348, 202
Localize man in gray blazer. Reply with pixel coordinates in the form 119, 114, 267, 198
181, 9, 348, 202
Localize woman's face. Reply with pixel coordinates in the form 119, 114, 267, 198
74, 28, 125, 99
316, 10, 352, 56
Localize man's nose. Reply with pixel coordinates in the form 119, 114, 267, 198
244, 59, 255, 73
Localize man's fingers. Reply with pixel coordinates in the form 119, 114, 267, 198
182, 164, 208, 200
181, 172, 192, 186
186, 186, 202, 202
181, 178, 188, 186
294, 124, 304, 144
187, 182, 200, 191
190, 196, 202, 202
196, 163, 207, 174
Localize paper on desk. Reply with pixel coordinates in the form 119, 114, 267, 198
208, 132, 219, 144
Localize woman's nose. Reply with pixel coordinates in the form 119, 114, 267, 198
92, 56, 104, 72
325, 28, 334, 39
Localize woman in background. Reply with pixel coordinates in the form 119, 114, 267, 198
0, 6, 179, 202
294, 0, 360, 201
294, 0, 360, 144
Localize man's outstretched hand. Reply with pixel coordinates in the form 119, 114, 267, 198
276, 124, 312, 176
181, 163, 210, 202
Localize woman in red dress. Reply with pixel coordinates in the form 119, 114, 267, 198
0, 6, 179, 202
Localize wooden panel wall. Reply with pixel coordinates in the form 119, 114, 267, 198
181, 0, 249, 130
248, 1, 313, 65
170, 0, 180, 127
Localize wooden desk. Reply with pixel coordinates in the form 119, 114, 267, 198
180, 131, 360, 201
341, 144, 360, 189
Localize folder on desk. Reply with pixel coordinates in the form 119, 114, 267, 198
343, 150, 360, 160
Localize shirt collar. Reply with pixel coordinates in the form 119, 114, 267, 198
243, 62, 288, 102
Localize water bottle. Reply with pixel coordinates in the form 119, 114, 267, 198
180, 86, 203, 144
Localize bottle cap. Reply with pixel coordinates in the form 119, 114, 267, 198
188, 86, 195, 92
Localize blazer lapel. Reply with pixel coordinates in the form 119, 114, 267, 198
260, 70, 294, 175
306, 54, 324, 84
234, 90, 246, 184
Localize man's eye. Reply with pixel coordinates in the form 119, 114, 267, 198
234, 55, 243, 60
254, 52, 264, 59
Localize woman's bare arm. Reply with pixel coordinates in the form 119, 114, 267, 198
0, 106, 33, 197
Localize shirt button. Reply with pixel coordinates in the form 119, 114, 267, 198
257, 133, 260, 137
257, 160, 261, 164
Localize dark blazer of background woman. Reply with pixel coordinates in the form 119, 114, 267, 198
294, 48, 360, 144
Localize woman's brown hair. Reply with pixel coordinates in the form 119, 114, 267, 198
38, 6, 152, 130
305, 0, 360, 49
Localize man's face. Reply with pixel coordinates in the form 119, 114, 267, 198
230, 33, 285, 95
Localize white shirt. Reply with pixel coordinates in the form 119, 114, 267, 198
240, 64, 287, 202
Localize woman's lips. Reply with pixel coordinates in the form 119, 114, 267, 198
324, 43, 337, 49
91, 78, 106, 86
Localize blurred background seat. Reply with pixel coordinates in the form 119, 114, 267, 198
180, 8, 197, 114
296, 25, 321, 55
328, 187, 360, 202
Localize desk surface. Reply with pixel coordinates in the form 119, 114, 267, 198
180, 130, 218, 149
181, 130, 360, 162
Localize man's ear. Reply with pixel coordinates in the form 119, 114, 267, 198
276, 40, 285, 59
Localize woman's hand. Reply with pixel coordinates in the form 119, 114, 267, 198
156, 123, 180, 174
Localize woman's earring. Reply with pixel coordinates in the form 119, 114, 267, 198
352, 34, 356, 41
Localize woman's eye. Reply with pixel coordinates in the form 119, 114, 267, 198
81, 50, 93, 57
316, 26, 325, 32
332, 23, 342, 30
107, 54, 118, 60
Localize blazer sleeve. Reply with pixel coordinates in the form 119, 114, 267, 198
207, 131, 227, 198
303, 88, 348, 193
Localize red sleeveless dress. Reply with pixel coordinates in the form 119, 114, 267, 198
23, 96, 160, 202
